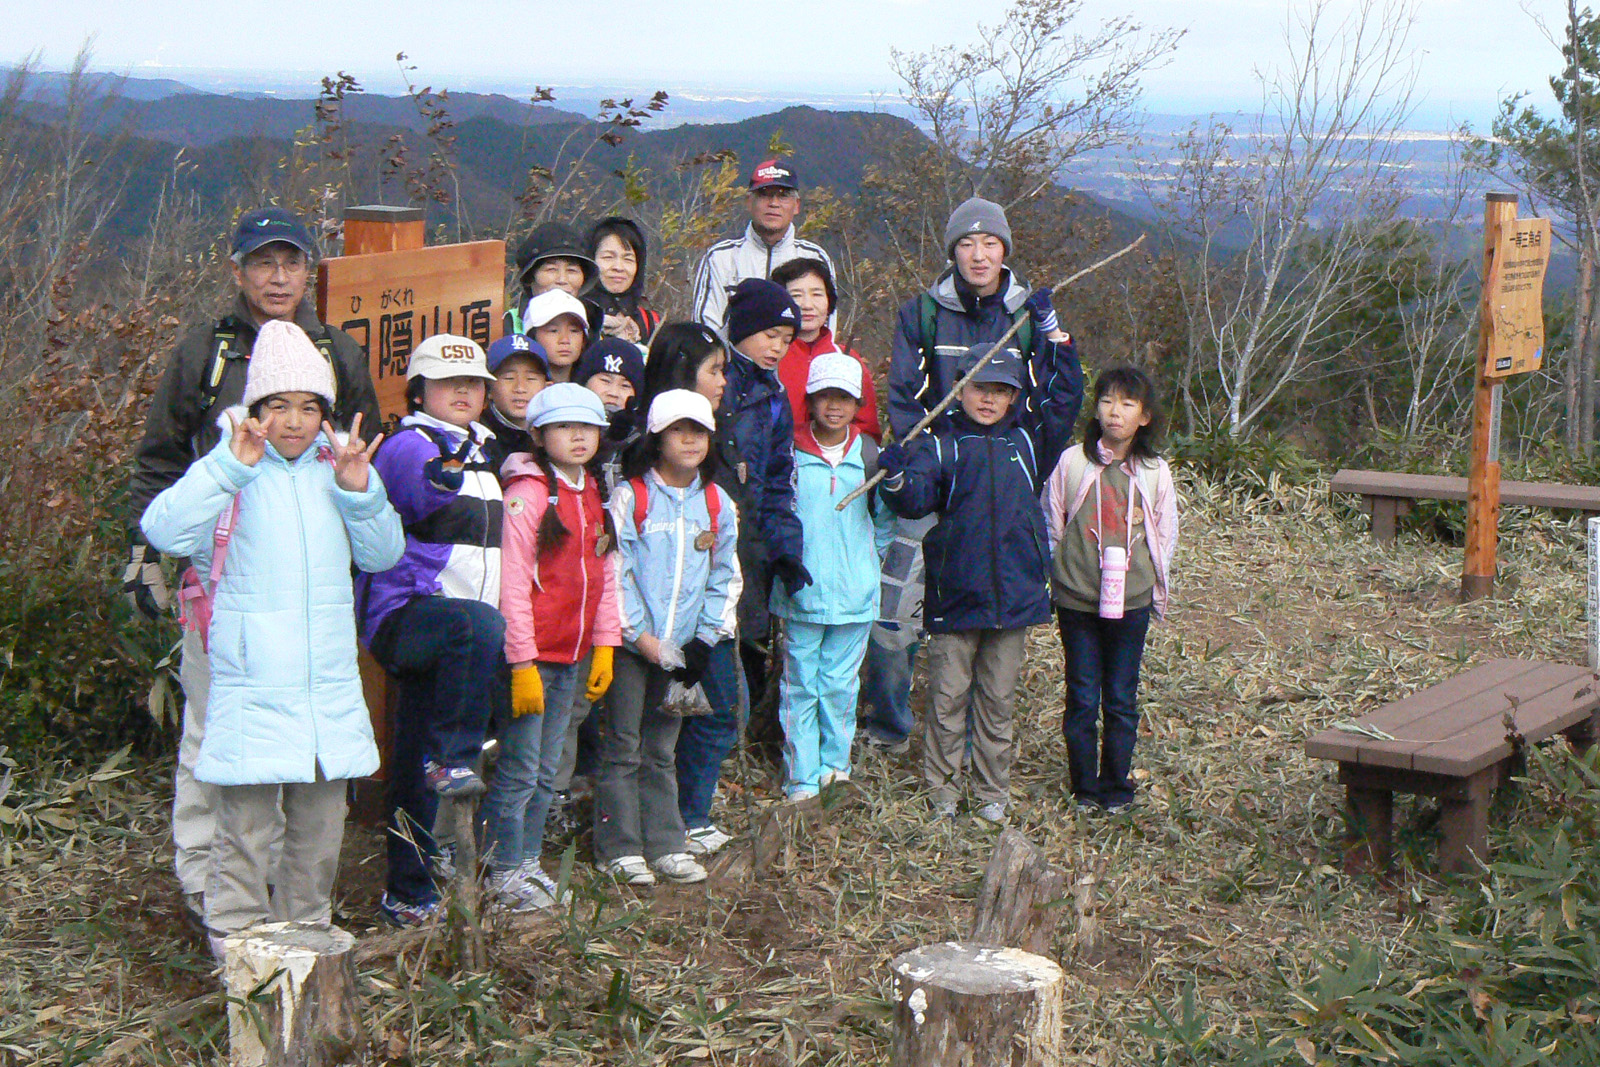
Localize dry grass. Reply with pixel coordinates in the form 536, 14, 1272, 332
1, 471, 1591, 1065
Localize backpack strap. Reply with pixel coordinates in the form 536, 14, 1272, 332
857, 433, 879, 518
1014, 310, 1034, 362
198, 324, 240, 419
704, 481, 722, 533
917, 293, 939, 400
631, 476, 649, 533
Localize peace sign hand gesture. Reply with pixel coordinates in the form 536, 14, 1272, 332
230, 411, 274, 467
323, 413, 385, 493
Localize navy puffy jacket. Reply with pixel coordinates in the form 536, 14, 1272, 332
880, 406, 1055, 634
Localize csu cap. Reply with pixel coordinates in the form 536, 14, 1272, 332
749, 158, 799, 192
232, 207, 315, 261
405, 334, 496, 382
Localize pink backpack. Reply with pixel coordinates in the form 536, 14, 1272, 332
175, 497, 240, 652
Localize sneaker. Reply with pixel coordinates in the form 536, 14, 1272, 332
974, 801, 1008, 824
424, 760, 485, 797
1101, 797, 1137, 815
518, 860, 563, 902
819, 769, 850, 787
380, 892, 442, 927
685, 824, 732, 856
431, 843, 458, 882
786, 788, 819, 803
598, 855, 657, 886
934, 799, 958, 820
488, 868, 555, 913
651, 852, 708, 884
861, 733, 911, 756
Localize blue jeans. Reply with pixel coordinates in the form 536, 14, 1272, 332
482, 661, 579, 872
370, 596, 505, 905
1057, 606, 1151, 807
860, 629, 919, 745
676, 638, 745, 829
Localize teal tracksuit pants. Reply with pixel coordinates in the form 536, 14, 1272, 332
778, 619, 873, 797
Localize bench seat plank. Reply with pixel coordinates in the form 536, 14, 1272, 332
1331, 469, 1600, 512
1304, 659, 1537, 763
1412, 669, 1600, 775
1353, 661, 1580, 770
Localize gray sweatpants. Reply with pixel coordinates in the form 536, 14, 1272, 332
593, 649, 686, 863
924, 628, 1029, 807
205, 775, 347, 936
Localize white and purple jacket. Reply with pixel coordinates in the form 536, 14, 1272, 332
358, 411, 503, 644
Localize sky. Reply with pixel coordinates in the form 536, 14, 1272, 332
0, 0, 1569, 129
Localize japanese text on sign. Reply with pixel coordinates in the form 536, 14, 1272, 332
316, 241, 505, 422
1486, 217, 1551, 379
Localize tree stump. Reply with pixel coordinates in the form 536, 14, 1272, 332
448, 796, 486, 970
970, 829, 1069, 957
222, 922, 365, 1067
707, 780, 860, 885
890, 941, 1064, 1066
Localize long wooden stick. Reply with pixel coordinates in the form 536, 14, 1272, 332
836, 234, 1146, 510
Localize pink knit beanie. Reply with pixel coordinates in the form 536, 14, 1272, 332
241, 320, 337, 408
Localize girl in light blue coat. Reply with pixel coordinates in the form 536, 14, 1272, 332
141, 320, 404, 953
770, 353, 892, 799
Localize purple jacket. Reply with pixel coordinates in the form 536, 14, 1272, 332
357, 412, 503, 644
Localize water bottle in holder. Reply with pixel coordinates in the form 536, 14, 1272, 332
1099, 545, 1127, 619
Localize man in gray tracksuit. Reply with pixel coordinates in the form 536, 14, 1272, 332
690, 157, 836, 331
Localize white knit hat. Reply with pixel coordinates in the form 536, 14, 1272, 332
242, 320, 337, 408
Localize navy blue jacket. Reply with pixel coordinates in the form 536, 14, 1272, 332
880, 405, 1055, 634
888, 266, 1083, 475
718, 350, 805, 634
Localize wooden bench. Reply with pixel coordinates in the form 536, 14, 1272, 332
1304, 658, 1600, 874
1331, 469, 1600, 543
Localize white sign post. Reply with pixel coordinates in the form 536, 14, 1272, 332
1588, 518, 1600, 671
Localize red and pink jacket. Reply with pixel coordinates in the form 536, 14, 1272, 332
499, 454, 621, 664
777, 328, 883, 444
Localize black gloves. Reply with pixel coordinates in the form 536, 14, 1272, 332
876, 444, 910, 481
671, 637, 713, 687
123, 541, 171, 620
771, 555, 814, 597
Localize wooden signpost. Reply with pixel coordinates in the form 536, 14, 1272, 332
1462, 194, 1551, 602
317, 207, 505, 424
316, 206, 508, 814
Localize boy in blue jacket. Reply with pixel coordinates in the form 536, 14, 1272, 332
719, 278, 810, 751
878, 343, 1078, 823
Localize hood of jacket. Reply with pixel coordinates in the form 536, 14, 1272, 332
927, 264, 1030, 317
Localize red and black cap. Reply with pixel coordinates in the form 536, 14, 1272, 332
748, 158, 800, 192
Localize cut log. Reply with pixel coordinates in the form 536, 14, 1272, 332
448, 795, 486, 971
970, 829, 1069, 957
1069, 858, 1108, 961
890, 941, 1064, 1067
707, 780, 860, 884
222, 922, 365, 1067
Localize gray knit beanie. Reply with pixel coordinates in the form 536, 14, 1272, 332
944, 197, 1012, 260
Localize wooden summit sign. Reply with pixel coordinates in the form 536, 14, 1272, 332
317, 227, 505, 423
1485, 217, 1552, 379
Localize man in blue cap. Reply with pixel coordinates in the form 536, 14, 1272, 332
125, 206, 380, 924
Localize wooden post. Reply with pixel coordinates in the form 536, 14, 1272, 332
223, 923, 365, 1067
890, 942, 1064, 1067
449, 797, 487, 971
341, 205, 425, 256
969, 829, 1068, 958
1462, 193, 1520, 602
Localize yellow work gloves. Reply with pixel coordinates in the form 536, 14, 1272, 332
510, 664, 545, 717
586, 646, 615, 702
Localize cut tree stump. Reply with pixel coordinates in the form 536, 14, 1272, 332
448, 795, 486, 971
707, 780, 860, 884
970, 829, 1069, 957
890, 941, 1064, 1066
222, 922, 365, 1067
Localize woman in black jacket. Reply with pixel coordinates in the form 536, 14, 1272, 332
585, 217, 661, 345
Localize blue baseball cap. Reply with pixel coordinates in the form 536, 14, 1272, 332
487, 333, 550, 374
231, 207, 314, 261
525, 382, 608, 430
958, 344, 1025, 390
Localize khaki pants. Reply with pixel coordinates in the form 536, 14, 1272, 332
924, 628, 1029, 807
175, 629, 284, 897
206, 776, 348, 936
